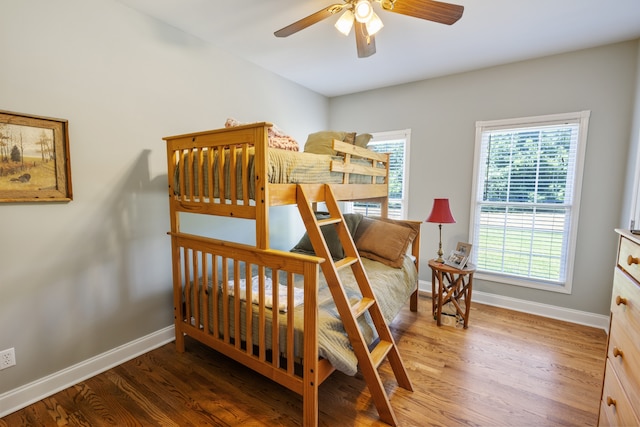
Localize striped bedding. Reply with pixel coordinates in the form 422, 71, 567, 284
175, 147, 384, 200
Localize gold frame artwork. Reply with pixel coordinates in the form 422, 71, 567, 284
0, 110, 72, 202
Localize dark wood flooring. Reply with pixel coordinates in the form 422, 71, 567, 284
1, 295, 608, 426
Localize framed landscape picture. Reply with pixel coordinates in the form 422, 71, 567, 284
0, 110, 72, 202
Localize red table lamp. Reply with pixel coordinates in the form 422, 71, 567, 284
425, 198, 456, 263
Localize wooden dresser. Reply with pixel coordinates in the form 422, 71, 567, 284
598, 229, 640, 426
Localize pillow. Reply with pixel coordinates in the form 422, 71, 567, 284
343, 132, 356, 145
303, 131, 348, 155
291, 212, 363, 260
353, 217, 419, 268
304, 131, 373, 155
224, 118, 299, 151
355, 133, 373, 148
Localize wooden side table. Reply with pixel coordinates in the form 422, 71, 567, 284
428, 259, 476, 328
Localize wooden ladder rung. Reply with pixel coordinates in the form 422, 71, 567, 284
334, 256, 358, 270
317, 217, 341, 226
352, 297, 375, 319
370, 340, 393, 369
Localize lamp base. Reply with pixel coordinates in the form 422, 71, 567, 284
435, 224, 445, 263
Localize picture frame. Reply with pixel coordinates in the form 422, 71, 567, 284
456, 241, 472, 257
444, 241, 472, 269
0, 110, 72, 202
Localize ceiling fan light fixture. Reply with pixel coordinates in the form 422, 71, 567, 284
365, 12, 384, 36
335, 10, 355, 36
274, 0, 464, 58
354, 0, 373, 23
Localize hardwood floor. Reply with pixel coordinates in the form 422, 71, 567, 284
1, 296, 608, 426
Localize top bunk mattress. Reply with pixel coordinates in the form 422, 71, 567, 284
173, 146, 385, 200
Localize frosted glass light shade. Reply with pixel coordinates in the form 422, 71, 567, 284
335, 10, 355, 36
354, 0, 373, 23
365, 12, 384, 35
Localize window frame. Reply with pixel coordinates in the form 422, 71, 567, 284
469, 111, 590, 293
349, 129, 411, 219
628, 129, 640, 230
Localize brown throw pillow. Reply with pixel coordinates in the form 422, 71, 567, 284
303, 131, 348, 155
343, 132, 356, 144
355, 133, 373, 148
354, 217, 419, 268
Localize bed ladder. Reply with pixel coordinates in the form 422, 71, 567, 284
296, 184, 413, 427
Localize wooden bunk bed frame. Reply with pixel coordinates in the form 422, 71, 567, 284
165, 122, 420, 426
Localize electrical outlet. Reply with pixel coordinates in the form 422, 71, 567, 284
0, 348, 16, 370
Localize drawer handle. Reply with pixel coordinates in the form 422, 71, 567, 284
627, 254, 639, 266
616, 295, 628, 306
613, 346, 624, 358
606, 396, 616, 407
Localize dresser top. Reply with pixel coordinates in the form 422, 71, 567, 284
616, 229, 640, 245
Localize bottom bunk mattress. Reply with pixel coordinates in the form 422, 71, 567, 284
189, 254, 417, 376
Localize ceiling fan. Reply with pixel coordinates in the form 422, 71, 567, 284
274, 0, 464, 58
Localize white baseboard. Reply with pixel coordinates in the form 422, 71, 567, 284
418, 280, 610, 331
0, 325, 175, 418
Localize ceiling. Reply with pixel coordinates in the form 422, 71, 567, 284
117, 0, 640, 97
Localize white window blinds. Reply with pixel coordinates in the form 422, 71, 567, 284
352, 130, 410, 219
470, 111, 590, 291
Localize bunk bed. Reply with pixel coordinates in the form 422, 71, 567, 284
165, 122, 421, 426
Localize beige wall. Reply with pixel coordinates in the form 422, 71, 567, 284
622, 42, 640, 228
329, 40, 640, 316
0, 0, 327, 396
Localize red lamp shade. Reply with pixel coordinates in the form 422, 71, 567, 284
426, 198, 456, 224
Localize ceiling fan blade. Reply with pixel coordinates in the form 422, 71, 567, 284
274, 4, 347, 37
355, 22, 376, 58
386, 0, 463, 25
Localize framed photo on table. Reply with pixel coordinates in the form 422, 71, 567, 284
444, 242, 472, 269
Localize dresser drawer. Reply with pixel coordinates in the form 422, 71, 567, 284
608, 314, 640, 408
598, 400, 614, 427
618, 236, 640, 284
600, 360, 640, 427
611, 268, 640, 334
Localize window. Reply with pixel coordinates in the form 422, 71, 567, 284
469, 111, 590, 293
351, 129, 410, 219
